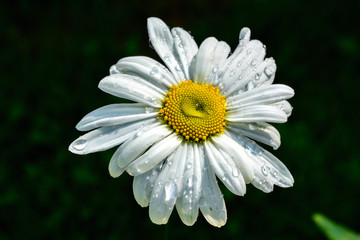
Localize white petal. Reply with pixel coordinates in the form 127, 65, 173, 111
147, 17, 186, 81
225, 27, 251, 65
115, 56, 177, 89
226, 105, 288, 123
176, 143, 201, 226
69, 118, 157, 155
227, 122, 281, 150
224, 131, 293, 192
271, 100, 293, 117
127, 133, 182, 176
171, 27, 198, 80
98, 74, 164, 108
199, 144, 227, 228
249, 147, 294, 193
116, 125, 171, 169
149, 143, 187, 224
133, 163, 162, 207
111, 132, 141, 170
228, 58, 277, 96
108, 147, 126, 178
227, 84, 295, 110
211, 134, 254, 183
189, 37, 230, 84
204, 142, 246, 196
76, 103, 158, 131
221, 40, 266, 94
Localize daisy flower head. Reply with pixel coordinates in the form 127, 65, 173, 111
69, 17, 294, 227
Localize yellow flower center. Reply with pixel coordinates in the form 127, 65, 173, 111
159, 80, 227, 142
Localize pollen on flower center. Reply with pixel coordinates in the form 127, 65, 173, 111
159, 80, 227, 142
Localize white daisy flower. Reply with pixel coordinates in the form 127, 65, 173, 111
69, 17, 294, 227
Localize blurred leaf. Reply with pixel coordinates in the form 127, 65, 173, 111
312, 213, 360, 240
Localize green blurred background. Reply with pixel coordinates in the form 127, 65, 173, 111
2, 0, 360, 239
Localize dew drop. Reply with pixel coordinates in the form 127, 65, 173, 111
186, 162, 192, 170
246, 49, 252, 55
271, 171, 278, 178
150, 67, 158, 75
232, 168, 240, 177
255, 73, 260, 80
72, 139, 87, 151
145, 106, 153, 113
164, 182, 177, 202
109, 65, 120, 75
178, 43, 184, 48
261, 166, 268, 176
212, 67, 218, 73
148, 39, 154, 49
175, 65, 182, 71
264, 65, 275, 78
230, 71, 235, 76
137, 130, 144, 137
164, 55, 171, 62
251, 59, 257, 66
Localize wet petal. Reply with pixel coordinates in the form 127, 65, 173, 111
200, 145, 227, 228
149, 143, 187, 224
176, 143, 201, 226
76, 103, 158, 131
133, 163, 162, 207
98, 74, 164, 108
171, 27, 198, 80
127, 133, 182, 176
116, 125, 171, 167
272, 100, 293, 117
249, 147, 294, 193
227, 84, 294, 110
211, 134, 254, 183
204, 142, 246, 196
227, 122, 281, 150
189, 37, 230, 85
147, 17, 186, 81
115, 56, 178, 90
221, 39, 266, 94
226, 105, 288, 123
69, 118, 157, 155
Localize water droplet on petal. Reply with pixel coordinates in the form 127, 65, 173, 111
251, 59, 257, 66
232, 168, 240, 177
164, 55, 171, 62
264, 65, 275, 78
109, 65, 120, 75
255, 73, 260, 80
246, 49, 252, 55
230, 71, 235, 76
73, 139, 87, 151
186, 162, 192, 169
212, 67, 218, 73
175, 65, 182, 71
261, 166, 268, 176
164, 182, 177, 202
145, 106, 153, 113
137, 130, 144, 137
150, 67, 158, 75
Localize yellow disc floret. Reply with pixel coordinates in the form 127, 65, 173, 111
159, 80, 226, 142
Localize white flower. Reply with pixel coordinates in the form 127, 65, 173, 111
69, 17, 294, 227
